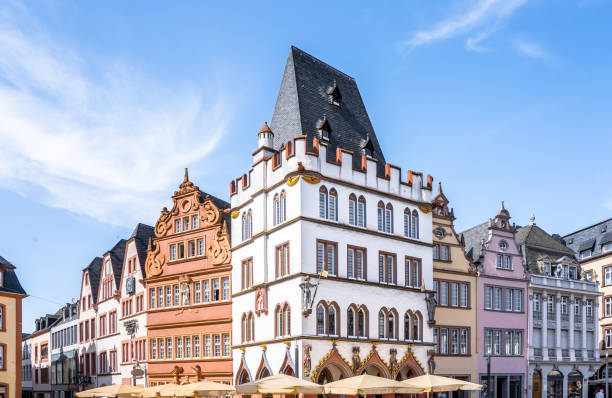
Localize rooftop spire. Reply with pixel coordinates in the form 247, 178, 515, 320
258, 121, 273, 135
437, 181, 443, 194
184, 167, 189, 183
530, 213, 536, 225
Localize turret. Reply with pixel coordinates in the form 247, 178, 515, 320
253, 122, 276, 163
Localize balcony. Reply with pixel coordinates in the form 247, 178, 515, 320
533, 348, 543, 360
531, 275, 600, 292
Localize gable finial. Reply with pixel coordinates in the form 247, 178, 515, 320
500, 200, 505, 211
530, 213, 536, 225
184, 168, 189, 183
438, 181, 443, 194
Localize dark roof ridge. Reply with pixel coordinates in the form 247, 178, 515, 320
290, 46, 355, 82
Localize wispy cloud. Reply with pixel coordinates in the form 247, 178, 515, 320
0, 3, 231, 226
403, 0, 526, 49
512, 36, 550, 59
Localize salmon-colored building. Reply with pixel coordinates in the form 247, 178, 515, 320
144, 170, 232, 385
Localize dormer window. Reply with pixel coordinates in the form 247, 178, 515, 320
362, 138, 374, 157
316, 116, 331, 141
580, 249, 592, 259
0, 271, 3, 287
327, 81, 342, 107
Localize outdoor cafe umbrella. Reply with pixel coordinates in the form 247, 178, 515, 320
402, 374, 483, 397
323, 374, 423, 395
132, 384, 180, 398
170, 381, 236, 397
236, 374, 324, 395
76, 384, 143, 398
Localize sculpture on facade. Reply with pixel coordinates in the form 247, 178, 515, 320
352, 347, 360, 372
303, 344, 312, 377
299, 276, 319, 316
181, 282, 190, 306
425, 292, 437, 325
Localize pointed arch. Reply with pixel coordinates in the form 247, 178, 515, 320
312, 347, 353, 383
357, 349, 391, 378
411, 209, 419, 238
347, 304, 359, 337
328, 188, 338, 221
412, 311, 422, 342
385, 203, 393, 233
357, 195, 366, 227
378, 308, 388, 339
241, 313, 247, 343
349, 193, 357, 225
274, 304, 282, 337
392, 350, 425, 380
404, 310, 413, 341
273, 193, 280, 226
377, 201, 385, 232
388, 308, 399, 340
255, 351, 273, 380
358, 305, 369, 338
235, 355, 252, 385
316, 301, 327, 336
328, 301, 340, 337
319, 186, 328, 219
278, 348, 295, 376
282, 303, 291, 336
280, 190, 287, 222
403, 208, 411, 237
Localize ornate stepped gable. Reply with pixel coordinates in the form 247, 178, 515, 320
145, 169, 231, 277
270, 46, 387, 174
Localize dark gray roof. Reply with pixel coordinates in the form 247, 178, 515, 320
516, 224, 577, 274
85, 257, 102, 303
270, 46, 386, 174
564, 217, 612, 259
460, 222, 489, 263
578, 239, 596, 252
107, 239, 127, 290
0, 256, 26, 296
602, 231, 612, 246
130, 223, 155, 276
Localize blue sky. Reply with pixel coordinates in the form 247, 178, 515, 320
1, 0, 611, 331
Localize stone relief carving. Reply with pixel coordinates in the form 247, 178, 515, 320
303, 344, 312, 377
145, 238, 165, 277
208, 220, 231, 265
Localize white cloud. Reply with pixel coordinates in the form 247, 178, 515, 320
512, 36, 550, 59
0, 3, 231, 226
403, 0, 526, 49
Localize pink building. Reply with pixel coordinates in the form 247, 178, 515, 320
461, 203, 529, 398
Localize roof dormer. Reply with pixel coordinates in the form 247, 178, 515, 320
316, 115, 331, 142
327, 80, 342, 107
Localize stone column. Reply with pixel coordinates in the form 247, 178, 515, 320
556, 292, 562, 358
542, 293, 548, 361
570, 294, 575, 360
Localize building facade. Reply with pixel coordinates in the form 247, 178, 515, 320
516, 218, 600, 398
563, 218, 612, 392
0, 256, 27, 398
22, 335, 32, 398
117, 224, 154, 387
461, 203, 529, 398
230, 47, 434, 386
431, 184, 478, 396
77, 258, 102, 390
30, 313, 60, 398
50, 302, 79, 398
144, 171, 232, 385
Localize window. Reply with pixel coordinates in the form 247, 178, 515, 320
496, 254, 512, 270
460, 284, 468, 307
317, 240, 337, 276
513, 289, 523, 312
348, 308, 356, 337
494, 287, 502, 310
212, 279, 220, 301
175, 219, 181, 234
184, 337, 191, 358
587, 299, 594, 317
273, 191, 286, 225
222, 278, 230, 301
197, 238, 205, 256
316, 305, 326, 335
178, 243, 185, 260
388, 311, 396, 340
485, 286, 492, 309
378, 202, 395, 233
505, 289, 513, 311
379, 253, 396, 284
192, 214, 199, 229
223, 334, 230, 356
349, 194, 366, 227
150, 340, 157, 360
433, 244, 439, 260
605, 297, 612, 317
547, 295, 555, 314
606, 329, 612, 349
460, 329, 468, 354
193, 336, 200, 358
604, 243, 612, 253
378, 311, 386, 339
242, 210, 253, 241
606, 267, 612, 286
561, 296, 569, 314
173, 285, 179, 306
403, 208, 411, 237
275, 242, 290, 278
358, 308, 367, 337
440, 328, 448, 354
405, 258, 421, 288
412, 312, 421, 341
204, 335, 211, 357
194, 282, 201, 304
214, 335, 220, 357
183, 216, 190, 231
241, 258, 253, 290
451, 329, 459, 354
580, 250, 592, 259
440, 281, 448, 306
188, 241, 195, 258
440, 245, 450, 261
203, 280, 210, 302
347, 246, 366, 280
410, 210, 419, 238
328, 305, 338, 336
166, 338, 172, 359
484, 329, 523, 356
319, 186, 337, 221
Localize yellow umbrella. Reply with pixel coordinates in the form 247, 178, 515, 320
132, 384, 180, 398
323, 374, 423, 395
402, 374, 482, 397
236, 374, 324, 394
168, 381, 236, 397
76, 384, 143, 398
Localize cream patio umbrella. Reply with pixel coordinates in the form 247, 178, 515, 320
235, 374, 324, 395
132, 384, 180, 398
169, 381, 236, 397
76, 384, 143, 398
323, 374, 423, 395
402, 374, 483, 397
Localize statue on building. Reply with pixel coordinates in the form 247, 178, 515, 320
352, 347, 360, 372
425, 292, 437, 324
181, 282, 190, 306
299, 276, 319, 315
303, 344, 312, 377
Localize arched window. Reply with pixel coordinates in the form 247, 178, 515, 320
388, 311, 396, 340
349, 194, 357, 225
348, 307, 356, 337
328, 305, 337, 336
411, 210, 419, 239
280, 190, 287, 223
242, 213, 247, 241
283, 304, 291, 336
248, 312, 255, 341
378, 310, 386, 338
316, 305, 326, 335
273, 194, 280, 226
404, 312, 411, 341
357, 196, 366, 227
275, 305, 282, 337
247, 210, 253, 239
412, 312, 421, 341
404, 208, 411, 237
377, 201, 384, 231
241, 314, 248, 343
385, 203, 393, 233
328, 188, 338, 221
358, 308, 367, 337
319, 186, 328, 219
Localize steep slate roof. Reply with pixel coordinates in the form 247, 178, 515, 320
270, 46, 386, 174
130, 223, 155, 276
106, 239, 127, 290
0, 256, 27, 296
84, 257, 103, 303
460, 222, 489, 263
516, 224, 577, 274
563, 217, 612, 259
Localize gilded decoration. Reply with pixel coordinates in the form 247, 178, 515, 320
311, 346, 353, 382
231, 210, 240, 219
356, 347, 391, 378
302, 175, 320, 184
420, 206, 431, 214
303, 344, 312, 378
207, 220, 231, 265
391, 349, 425, 378
286, 176, 299, 186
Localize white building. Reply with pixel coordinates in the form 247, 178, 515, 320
516, 219, 601, 398
117, 224, 153, 386
22, 335, 33, 398
50, 302, 79, 398
231, 47, 435, 384
77, 258, 102, 390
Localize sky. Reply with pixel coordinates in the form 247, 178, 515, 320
1, 0, 611, 332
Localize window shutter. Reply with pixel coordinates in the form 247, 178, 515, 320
317, 243, 324, 274
347, 248, 354, 279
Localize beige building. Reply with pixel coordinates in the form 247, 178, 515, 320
0, 256, 27, 398
431, 184, 479, 396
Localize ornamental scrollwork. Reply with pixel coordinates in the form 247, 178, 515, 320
201, 198, 221, 227
207, 220, 231, 265
145, 239, 165, 277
